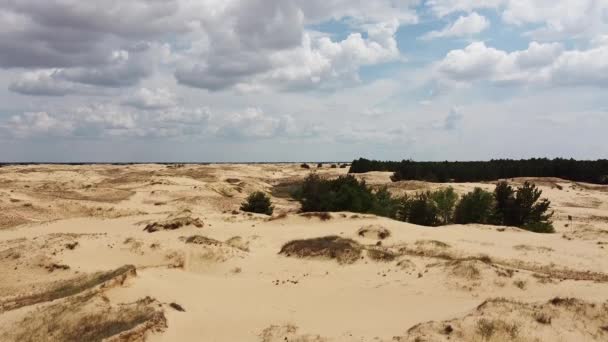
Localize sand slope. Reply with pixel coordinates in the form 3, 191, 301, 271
1, 164, 607, 341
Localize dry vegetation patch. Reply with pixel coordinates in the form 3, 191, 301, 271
0, 265, 136, 312
400, 297, 608, 341
279, 236, 362, 264
143, 212, 204, 232
0, 293, 166, 342
357, 225, 391, 240
299, 212, 332, 221
259, 324, 325, 342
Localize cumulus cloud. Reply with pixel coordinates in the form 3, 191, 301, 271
3, 104, 323, 142
123, 88, 178, 110
180, 19, 402, 91
421, 12, 489, 40
9, 70, 75, 96
425, 0, 608, 40
8, 112, 74, 138
335, 124, 412, 144
215, 108, 293, 140
435, 40, 608, 86
4, 104, 211, 139
425, 0, 504, 17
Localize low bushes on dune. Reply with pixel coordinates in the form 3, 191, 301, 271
289, 173, 554, 233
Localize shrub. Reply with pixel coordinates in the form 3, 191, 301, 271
453, 188, 494, 224
492, 181, 554, 232
292, 174, 400, 217
317, 163, 323, 168
301, 163, 310, 169
523, 221, 555, 233
240, 191, 274, 215
370, 187, 400, 218
330, 164, 337, 168
396, 192, 440, 226
431, 187, 458, 225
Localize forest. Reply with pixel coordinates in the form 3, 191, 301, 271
348, 158, 608, 184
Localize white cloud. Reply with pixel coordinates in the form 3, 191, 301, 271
123, 88, 178, 110
335, 124, 412, 144
421, 12, 489, 40
425, 0, 608, 40
215, 108, 291, 140
176, 19, 402, 91
8, 112, 73, 138
425, 0, 504, 17
9, 70, 74, 96
436, 40, 608, 87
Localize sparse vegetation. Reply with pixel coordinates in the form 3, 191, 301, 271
240, 191, 274, 215
279, 236, 362, 264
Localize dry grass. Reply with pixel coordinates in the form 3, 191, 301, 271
184, 235, 223, 246
279, 236, 362, 264
414, 240, 451, 249
300, 212, 332, 221
1, 293, 166, 342
366, 248, 398, 262
476, 318, 520, 341
143, 215, 204, 233
357, 225, 391, 240
0, 265, 136, 312
403, 297, 608, 341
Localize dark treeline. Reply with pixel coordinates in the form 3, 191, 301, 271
349, 158, 608, 184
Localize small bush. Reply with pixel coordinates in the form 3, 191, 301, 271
453, 188, 494, 224
240, 191, 274, 215
523, 221, 555, 233
492, 181, 554, 233
396, 192, 440, 226
330, 164, 337, 168
317, 163, 323, 168
300, 163, 310, 169
431, 187, 458, 225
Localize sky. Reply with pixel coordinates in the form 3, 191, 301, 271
0, 0, 607, 162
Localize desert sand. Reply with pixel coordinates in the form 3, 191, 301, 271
1, 164, 607, 341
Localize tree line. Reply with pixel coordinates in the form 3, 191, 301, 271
348, 158, 608, 184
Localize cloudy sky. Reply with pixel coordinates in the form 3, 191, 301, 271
0, 0, 607, 162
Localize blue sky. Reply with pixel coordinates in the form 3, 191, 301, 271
0, 0, 607, 162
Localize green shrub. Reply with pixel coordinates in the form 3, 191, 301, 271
292, 174, 399, 217
240, 191, 274, 215
370, 187, 400, 218
396, 192, 440, 226
523, 221, 555, 233
431, 187, 459, 225
492, 181, 554, 233
453, 188, 494, 224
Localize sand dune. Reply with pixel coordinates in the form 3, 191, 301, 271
1, 164, 607, 341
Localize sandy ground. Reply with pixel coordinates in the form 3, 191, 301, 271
0, 163, 607, 341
